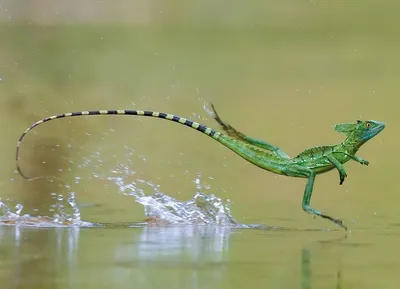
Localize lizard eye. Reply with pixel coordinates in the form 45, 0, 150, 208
365, 122, 371, 128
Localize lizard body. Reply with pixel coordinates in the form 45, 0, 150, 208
15, 105, 385, 230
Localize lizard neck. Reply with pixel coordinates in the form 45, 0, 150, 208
341, 135, 364, 154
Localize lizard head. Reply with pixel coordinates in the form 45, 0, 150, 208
334, 120, 385, 144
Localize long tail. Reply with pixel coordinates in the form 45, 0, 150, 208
16, 108, 230, 180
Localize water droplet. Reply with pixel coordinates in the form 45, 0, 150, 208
15, 204, 23, 215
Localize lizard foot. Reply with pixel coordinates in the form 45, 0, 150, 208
320, 213, 347, 231
339, 173, 347, 185
332, 218, 347, 230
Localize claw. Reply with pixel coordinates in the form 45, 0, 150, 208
321, 213, 347, 231
339, 173, 347, 185
333, 218, 347, 231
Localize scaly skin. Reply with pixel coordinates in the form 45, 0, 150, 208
15, 105, 385, 230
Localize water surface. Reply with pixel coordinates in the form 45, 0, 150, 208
1, 1, 400, 288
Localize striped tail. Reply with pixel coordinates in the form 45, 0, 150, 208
16, 109, 225, 180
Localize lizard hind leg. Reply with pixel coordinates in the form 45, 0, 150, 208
210, 103, 243, 138
209, 103, 290, 159
289, 165, 348, 230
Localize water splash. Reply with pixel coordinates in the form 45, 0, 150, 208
0, 192, 93, 227
49, 191, 82, 225
1, 147, 262, 229
101, 166, 259, 229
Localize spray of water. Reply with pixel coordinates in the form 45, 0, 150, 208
0, 191, 93, 227
1, 147, 262, 229
101, 166, 253, 228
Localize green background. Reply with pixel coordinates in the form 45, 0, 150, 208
0, 1, 399, 288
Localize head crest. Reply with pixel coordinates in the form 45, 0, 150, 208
333, 121, 360, 136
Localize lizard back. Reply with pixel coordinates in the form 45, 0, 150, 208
294, 145, 336, 160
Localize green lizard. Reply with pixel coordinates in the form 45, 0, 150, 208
15, 104, 385, 230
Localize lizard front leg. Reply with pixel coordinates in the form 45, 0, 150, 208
326, 155, 347, 185
347, 154, 369, 166
333, 152, 369, 166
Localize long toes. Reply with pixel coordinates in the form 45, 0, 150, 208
334, 219, 347, 230
321, 214, 347, 230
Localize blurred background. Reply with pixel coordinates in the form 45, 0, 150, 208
0, 1, 399, 288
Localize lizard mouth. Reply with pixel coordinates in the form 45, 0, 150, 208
363, 121, 385, 141
373, 122, 385, 134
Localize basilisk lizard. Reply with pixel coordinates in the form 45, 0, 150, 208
15, 104, 385, 230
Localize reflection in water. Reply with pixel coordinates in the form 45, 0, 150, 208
302, 247, 312, 289
136, 225, 230, 259
0, 223, 348, 289
0, 225, 81, 288
0, 223, 233, 289
301, 237, 345, 289
114, 225, 232, 289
